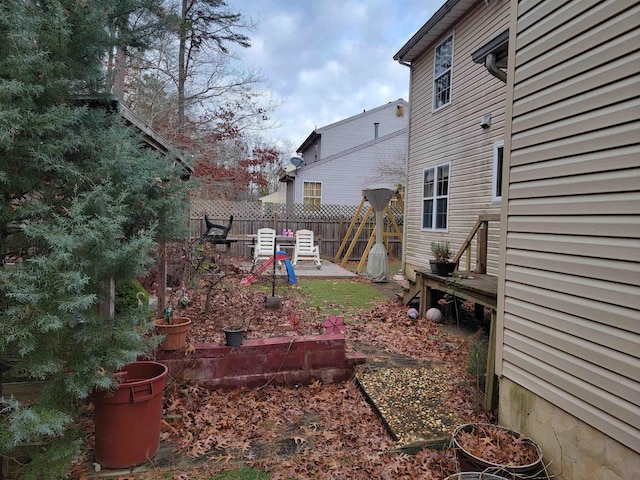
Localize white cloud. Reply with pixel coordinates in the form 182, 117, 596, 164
226, 0, 444, 153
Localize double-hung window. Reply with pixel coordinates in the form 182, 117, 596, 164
433, 34, 453, 110
422, 163, 450, 230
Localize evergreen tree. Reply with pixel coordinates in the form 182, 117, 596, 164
0, 1, 189, 477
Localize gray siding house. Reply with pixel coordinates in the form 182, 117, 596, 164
497, 0, 640, 478
281, 99, 408, 206
394, 0, 510, 281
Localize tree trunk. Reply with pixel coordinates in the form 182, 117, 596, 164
177, 0, 188, 132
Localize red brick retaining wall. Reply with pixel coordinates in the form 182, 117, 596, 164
155, 334, 366, 389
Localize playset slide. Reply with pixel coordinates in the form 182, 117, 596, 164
240, 251, 297, 286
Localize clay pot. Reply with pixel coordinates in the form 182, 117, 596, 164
153, 317, 191, 350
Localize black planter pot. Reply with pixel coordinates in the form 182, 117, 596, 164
430, 260, 456, 276
223, 328, 245, 347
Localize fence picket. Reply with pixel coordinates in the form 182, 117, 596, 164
190, 199, 403, 261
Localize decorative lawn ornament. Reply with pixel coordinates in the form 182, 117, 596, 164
407, 308, 419, 319
323, 314, 346, 334
426, 307, 443, 323
289, 312, 301, 334
178, 294, 190, 308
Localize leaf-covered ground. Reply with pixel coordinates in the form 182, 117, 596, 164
79, 272, 495, 479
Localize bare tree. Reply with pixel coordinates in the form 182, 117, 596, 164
172, 0, 252, 131
365, 149, 408, 188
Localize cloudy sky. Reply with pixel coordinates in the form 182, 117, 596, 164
225, 0, 444, 155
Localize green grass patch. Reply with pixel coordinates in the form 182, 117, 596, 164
296, 278, 386, 318
208, 466, 271, 480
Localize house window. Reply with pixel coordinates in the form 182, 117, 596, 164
374, 122, 379, 139
492, 142, 504, 201
303, 181, 322, 207
422, 163, 450, 230
433, 34, 453, 110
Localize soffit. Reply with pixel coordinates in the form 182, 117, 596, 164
394, 0, 478, 64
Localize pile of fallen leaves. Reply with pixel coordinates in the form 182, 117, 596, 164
73, 272, 497, 478
173, 276, 323, 344
124, 275, 492, 479
158, 380, 462, 479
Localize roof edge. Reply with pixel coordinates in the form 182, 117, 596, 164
393, 0, 477, 64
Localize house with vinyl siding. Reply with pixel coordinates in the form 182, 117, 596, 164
496, 0, 640, 478
394, 0, 510, 281
280, 99, 408, 206
399, 0, 640, 477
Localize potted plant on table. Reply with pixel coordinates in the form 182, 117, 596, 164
430, 241, 457, 276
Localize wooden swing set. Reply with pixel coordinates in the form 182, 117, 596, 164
333, 188, 404, 273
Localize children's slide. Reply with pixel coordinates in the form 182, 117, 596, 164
283, 258, 297, 285
240, 251, 297, 286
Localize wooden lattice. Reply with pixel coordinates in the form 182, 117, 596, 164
189, 197, 403, 261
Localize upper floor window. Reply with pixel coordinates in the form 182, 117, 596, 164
433, 35, 453, 110
422, 163, 450, 230
492, 142, 504, 201
303, 181, 322, 208
374, 122, 379, 139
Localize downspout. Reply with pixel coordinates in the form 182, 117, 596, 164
485, 52, 507, 83
397, 60, 412, 277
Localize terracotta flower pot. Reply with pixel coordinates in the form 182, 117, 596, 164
154, 317, 191, 350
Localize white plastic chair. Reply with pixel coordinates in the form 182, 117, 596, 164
253, 228, 280, 265
293, 229, 321, 268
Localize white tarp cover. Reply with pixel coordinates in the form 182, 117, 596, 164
362, 185, 396, 282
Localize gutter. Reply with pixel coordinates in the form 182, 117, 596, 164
393, 0, 463, 63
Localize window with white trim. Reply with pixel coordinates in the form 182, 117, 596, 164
433, 34, 453, 110
492, 142, 504, 201
303, 181, 322, 207
422, 163, 450, 230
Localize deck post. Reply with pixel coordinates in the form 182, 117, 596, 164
476, 221, 488, 274
484, 310, 498, 412
418, 273, 432, 319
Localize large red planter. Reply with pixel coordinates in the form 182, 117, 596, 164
93, 361, 168, 469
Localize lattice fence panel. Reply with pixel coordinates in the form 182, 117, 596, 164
189, 197, 403, 260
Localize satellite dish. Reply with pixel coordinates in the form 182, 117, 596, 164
290, 157, 303, 167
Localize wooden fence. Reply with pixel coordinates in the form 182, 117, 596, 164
189, 198, 403, 261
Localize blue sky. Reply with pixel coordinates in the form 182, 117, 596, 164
225, 0, 444, 154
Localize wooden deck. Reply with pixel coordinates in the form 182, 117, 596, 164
415, 270, 498, 318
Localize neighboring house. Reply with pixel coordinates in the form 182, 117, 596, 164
394, 0, 510, 280
77, 97, 193, 179
119, 102, 193, 179
280, 99, 408, 206
496, 0, 640, 478
260, 163, 295, 204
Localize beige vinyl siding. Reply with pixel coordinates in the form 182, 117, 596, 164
500, 0, 640, 454
405, 0, 510, 279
